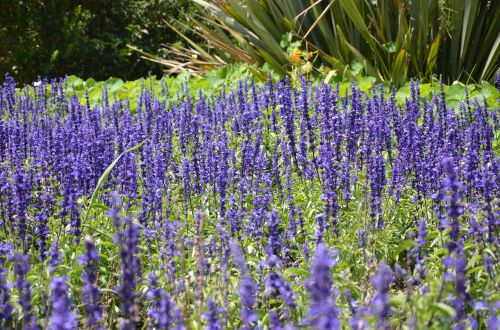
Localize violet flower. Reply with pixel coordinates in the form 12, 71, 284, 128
371, 263, 394, 328
78, 236, 103, 329
13, 254, 39, 330
304, 243, 340, 330
203, 298, 223, 330
49, 276, 78, 330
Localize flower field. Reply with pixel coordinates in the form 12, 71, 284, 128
0, 73, 499, 329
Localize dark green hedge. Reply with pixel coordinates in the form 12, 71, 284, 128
0, 0, 199, 84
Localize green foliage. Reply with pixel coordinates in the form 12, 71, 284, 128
1, 73, 499, 328
0, 0, 200, 84
180, 0, 499, 85
60, 67, 500, 110
61, 64, 264, 110
83, 139, 149, 227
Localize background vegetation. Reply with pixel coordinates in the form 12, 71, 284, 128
0, 1, 499, 328
1, 0, 498, 87
0, 0, 200, 84
0, 68, 498, 329
153, 0, 500, 86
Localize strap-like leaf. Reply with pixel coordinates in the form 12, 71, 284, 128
83, 138, 148, 224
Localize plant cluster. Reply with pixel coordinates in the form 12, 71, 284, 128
0, 74, 499, 329
170, 0, 499, 85
0, 0, 199, 84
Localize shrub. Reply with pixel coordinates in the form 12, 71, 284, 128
0, 0, 200, 84
174, 0, 499, 85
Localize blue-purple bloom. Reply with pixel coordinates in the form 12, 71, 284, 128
78, 236, 103, 328
304, 243, 340, 330
147, 273, 183, 330
115, 217, 142, 329
13, 254, 39, 330
0, 73, 497, 330
49, 276, 78, 330
230, 241, 258, 328
203, 298, 223, 330
0, 243, 13, 326
267, 210, 282, 256
371, 263, 394, 328
443, 158, 464, 241
48, 239, 61, 273
264, 254, 296, 308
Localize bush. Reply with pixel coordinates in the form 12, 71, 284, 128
0, 72, 498, 329
179, 0, 499, 85
0, 0, 200, 84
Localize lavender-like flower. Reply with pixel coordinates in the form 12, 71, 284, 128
270, 312, 283, 330
452, 242, 470, 329
371, 263, 394, 328
315, 214, 326, 243
239, 276, 259, 329
230, 241, 258, 328
48, 239, 61, 273
1, 71, 499, 330
277, 77, 298, 165
78, 236, 103, 328
0, 243, 13, 327
443, 157, 463, 241
13, 254, 39, 330
115, 218, 142, 329
147, 273, 183, 330
264, 254, 296, 308
481, 161, 498, 245
304, 243, 340, 330
367, 152, 386, 228
49, 276, 78, 330
203, 298, 223, 330
415, 218, 427, 262
267, 210, 282, 256
488, 301, 499, 330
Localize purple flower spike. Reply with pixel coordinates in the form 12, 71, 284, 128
79, 236, 103, 329
13, 254, 39, 330
305, 243, 340, 330
371, 263, 394, 329
203, 298, 223, 330
49, 276, 78, 330
115, 218, 142, 329
443, 157, 464, 241
230, 241, 258, 328
0, 244, 13, 327
147, 273, 183, 330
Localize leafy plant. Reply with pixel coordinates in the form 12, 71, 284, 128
0, 0, 200, 84
1, 71, 499, 329
161, 0, 499, 85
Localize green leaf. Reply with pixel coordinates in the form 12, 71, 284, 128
83, 138, 148, 225
431, 303, 456, 319
356, 76, 376, 92
339, 0, 376, 50
391, 48, 407, 87
393, 239, 417, 257
85, 78, 99, 88
65, 76, 85, 91
466, 265, 485, 277
106, 77, 124, 94
390, 293, 406, 307
384, 42, 397, 54
82, 224, 114, 240
445, 83, 466, 101
426, 33, 441, 77
476, 81, 499, 104
280, 32, 293, 48
284, 267, 310, 279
